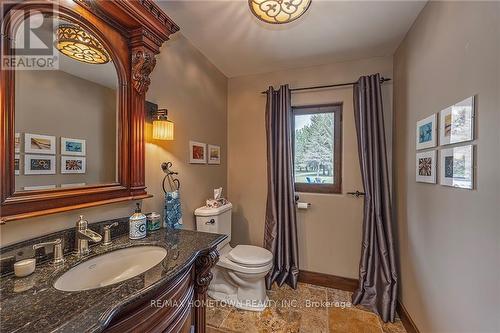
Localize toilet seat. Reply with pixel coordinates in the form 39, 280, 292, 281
227, 245, 273, 267
218, 256, 272, 274
217, 245, 273, 274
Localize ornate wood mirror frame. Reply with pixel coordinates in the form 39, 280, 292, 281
0, 0, 179, 223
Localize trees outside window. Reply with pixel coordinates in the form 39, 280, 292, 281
293, 104, 342, 193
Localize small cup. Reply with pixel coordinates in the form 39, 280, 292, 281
147, 212, 161, 231
14, 258, 36, 278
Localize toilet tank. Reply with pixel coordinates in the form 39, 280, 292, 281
194, 202, 232, 248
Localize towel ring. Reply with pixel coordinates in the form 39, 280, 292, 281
161, 162, 180, 193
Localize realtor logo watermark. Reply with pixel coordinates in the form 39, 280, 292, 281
1, 2, 59, 70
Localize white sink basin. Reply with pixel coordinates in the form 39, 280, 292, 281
54, 246, 167, 291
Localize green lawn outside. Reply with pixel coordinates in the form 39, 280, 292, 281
295, 171, 333, 184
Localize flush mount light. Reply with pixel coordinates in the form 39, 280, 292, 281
248, 0, 312, 24
56, 24, 110, 64
153, 109, 174, 141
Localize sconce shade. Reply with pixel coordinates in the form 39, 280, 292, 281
56, 24, 110, 64
153, 119, 174, 140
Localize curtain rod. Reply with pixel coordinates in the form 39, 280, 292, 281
260, 77, 391, 94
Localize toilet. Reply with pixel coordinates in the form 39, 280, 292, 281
195, 202, 273, 311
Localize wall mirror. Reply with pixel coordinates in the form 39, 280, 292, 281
1, 0, 179, 223
14, 16, 118, 192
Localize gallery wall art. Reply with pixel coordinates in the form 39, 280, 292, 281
14, 154, 20, 175
416, 114, 437, 150
60, 183, 87, 188
189, 141, 206, 164
23, 185, 57, 191
415, 95, 477, 188
208, 144, 221, 165
416, 150, 436, 183
15, 133, 21, 153
24, 154, 56, 175
61, 156, 86, 174
439, 96, 474, 146
61, 137, 86, 156
440, 145, 474, 189
24, 133, 56, 155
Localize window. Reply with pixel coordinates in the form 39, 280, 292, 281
293, 104, 342, 193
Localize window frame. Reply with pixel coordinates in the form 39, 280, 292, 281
292, 103, 342, 194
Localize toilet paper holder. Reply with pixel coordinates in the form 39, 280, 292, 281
296, 202, 311, 208
294, 194, 311, 208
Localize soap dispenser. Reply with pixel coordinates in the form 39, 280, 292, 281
129, 203, 147, 240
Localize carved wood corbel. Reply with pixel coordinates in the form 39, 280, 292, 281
194, 249, 219, 332
195, 249, 219, 294
131, 47, 156, 94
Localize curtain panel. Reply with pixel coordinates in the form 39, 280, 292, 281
352, 73, 398, 322
264, 84, 299, 289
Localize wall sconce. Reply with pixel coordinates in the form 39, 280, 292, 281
152, 108, 174, 141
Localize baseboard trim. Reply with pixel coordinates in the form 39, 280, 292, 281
298, 269, 359, 292
397, 300, 420, 333
299, 270, 420, 333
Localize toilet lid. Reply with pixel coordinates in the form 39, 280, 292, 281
227, 245, 273, 267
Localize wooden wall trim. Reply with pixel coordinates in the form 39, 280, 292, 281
298, 269, 359, 292
299, 270, 420, 333
397, 300, 420, 333
0, 194, 152, 224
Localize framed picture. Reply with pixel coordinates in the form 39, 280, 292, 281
24, 133, 56, 155
208, 144, 221, 165
439, 96, 474, 146
416, 114, 437, 150
24, 154, 56, 175
14, 154, 20, 175
189, 141, 206, 164
60, 183, 87, 188
23, 185, 56, 191
61, 137, 86, 156
61, 156, 86, 174
15, 133, 21, 153
440, 145, 474, 189
416, 150, 436, 183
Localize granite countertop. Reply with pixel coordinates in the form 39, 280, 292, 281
0, 228, 226, 333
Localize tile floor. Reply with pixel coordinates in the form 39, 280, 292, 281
206, 282, 407, 333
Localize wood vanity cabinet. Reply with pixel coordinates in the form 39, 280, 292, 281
0, 0, 178, 223
104, 268, 194, 333
104, 250, 218, 333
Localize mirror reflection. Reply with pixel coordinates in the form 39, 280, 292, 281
14, 16, 118, 191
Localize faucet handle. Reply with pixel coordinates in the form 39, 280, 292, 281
102, 222, 119, 246
33, 238, 65, 265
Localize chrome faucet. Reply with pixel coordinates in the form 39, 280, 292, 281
75, 215, 102, 256
33, 238, 65, 265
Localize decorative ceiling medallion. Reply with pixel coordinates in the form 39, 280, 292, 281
248, 0, 312, 24
56, 24, 110, 64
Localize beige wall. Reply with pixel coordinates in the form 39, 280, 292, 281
1, 33, 227, 245
393, 2, 500, 332
227, 57, 393, 279
142, 33, 227, 229
15, 70, 117, 190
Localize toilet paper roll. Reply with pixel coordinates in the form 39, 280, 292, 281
296, 202, 309, 209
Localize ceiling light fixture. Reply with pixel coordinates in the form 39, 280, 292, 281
55, 24, 110, 64
248, 0, 312, 24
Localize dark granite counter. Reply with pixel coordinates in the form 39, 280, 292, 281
0, 227, 225, 333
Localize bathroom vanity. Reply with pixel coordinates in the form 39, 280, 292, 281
0, 1, 228, 331
0, 221, 225, 333
0, 2, 226, 331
